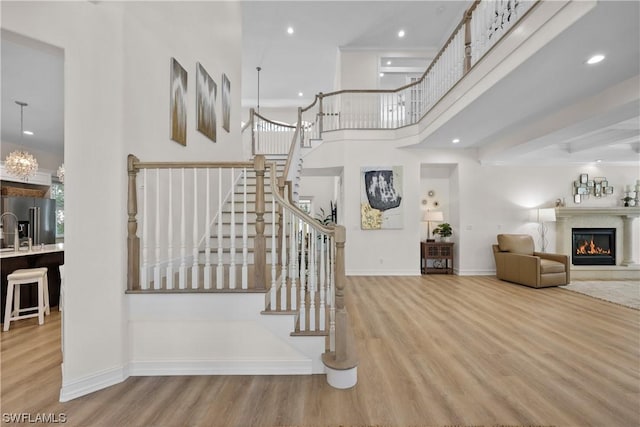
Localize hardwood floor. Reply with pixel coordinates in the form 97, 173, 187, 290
2, 275, 639, 426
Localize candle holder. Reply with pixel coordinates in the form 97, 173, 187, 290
622, 181, 640, 207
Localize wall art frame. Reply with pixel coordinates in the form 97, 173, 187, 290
196, 62, 217, 143
170, 57, 187, 146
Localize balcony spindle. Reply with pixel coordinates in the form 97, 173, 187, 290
216, 168, 224, 289
280, 209, 288, 310
141, 169, 148, 290
241, 168, 249, 289
229, 168, 237, 289
166, 169, 174, 290
154, 169, 161, 290
289, 214, 298, 311
192, 169, 199, 289
179, 168, 186, 289
204, 168, 212, 289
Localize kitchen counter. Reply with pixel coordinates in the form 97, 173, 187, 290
0, 243, 64, 259
1, 243, 64, 325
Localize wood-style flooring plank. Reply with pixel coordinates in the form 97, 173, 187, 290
1, 275, 639, 426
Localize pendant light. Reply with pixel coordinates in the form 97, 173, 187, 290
5, 101, 38, 180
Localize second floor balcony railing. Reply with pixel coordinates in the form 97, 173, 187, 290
296, 0, 536, 141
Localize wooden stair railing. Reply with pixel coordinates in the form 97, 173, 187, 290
126, 155, 269, 292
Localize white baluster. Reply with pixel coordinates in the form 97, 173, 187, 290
216, 168, 224, 289
191, 169, 199, 289
319, 233, 326, 331
309, 228, 316, 332
289, 212, 297, 311
270, 188, 277, 310
229, 168, 236, 289
299, 222, 307, 331
179, 168, 186, 289
141, 169, 148, 290
154, 169, 161, 290
204, 168, 212, 289
241, 168, 248, 289
329, 235, 335, 352
280, 208, 288, 310
166, 169, 174, 290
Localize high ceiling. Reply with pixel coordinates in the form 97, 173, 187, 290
2, 1, 638, 166
241, 1, 471, 107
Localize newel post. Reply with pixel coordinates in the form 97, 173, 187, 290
127, 154, 140, 291
463, 3, 476, 74
322, 225, 358, 388
253, 155, 266, 289
250, 108, 256, 156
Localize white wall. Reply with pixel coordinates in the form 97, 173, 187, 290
1, 0, 242, 400
420, 164, 454, 241
298, 175, 340, 222
304, 134, 640, 276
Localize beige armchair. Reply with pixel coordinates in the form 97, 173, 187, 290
492, 234, 570, 288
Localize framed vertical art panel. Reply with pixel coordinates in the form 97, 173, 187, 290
360, 166, 403, 229
196, 62, 217, 142
170, 58, 187, 146
221, 73, 231, 133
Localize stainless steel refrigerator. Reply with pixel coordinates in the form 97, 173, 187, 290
1, 196, 56, 247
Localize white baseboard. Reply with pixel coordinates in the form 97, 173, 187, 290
456, 269, 496, 276
59, 365, 128, 402
128, 359, 313, 376
346, 269, 419, 276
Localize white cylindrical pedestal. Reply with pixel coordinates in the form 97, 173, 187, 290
325, 366, 357, 389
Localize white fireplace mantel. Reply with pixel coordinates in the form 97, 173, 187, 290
556, 207, 640, 218
555, 207, 640, 277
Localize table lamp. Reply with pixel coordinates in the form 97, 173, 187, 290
423, 210, 444, 242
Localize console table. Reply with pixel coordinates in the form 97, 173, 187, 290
421, 241, 454, 274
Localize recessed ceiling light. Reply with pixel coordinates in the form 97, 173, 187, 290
398, 30, 405, 38
596, 159, 602, 163
386, 60, 392, 65
23, 130, 34, 136
379, 72, 384, 77
586, 54, 605, 65
287, 27, 294, 35
298, 92, 303, 97
452, 138, 460, 144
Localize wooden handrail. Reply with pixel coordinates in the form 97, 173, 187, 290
266, 162, 335, 237
254, 111, 297, 129
132, 160, 254, 170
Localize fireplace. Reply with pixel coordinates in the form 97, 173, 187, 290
572, 228, 616, 265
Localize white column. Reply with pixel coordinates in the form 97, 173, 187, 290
621, 215, 638, 266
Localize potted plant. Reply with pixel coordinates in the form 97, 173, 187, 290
433, 223, 453, 242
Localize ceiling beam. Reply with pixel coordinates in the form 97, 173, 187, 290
478, 75, 640, 162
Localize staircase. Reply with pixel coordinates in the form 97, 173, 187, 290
125, 142, 354, 387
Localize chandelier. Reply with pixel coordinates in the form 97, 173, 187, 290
5, 101, 38, 180
57, 164, 65, 183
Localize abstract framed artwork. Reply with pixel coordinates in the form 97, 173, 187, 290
170, 58, 187, 146
221, 73, 231, 133
196, 62, 217, 142
360, 166, 403, 230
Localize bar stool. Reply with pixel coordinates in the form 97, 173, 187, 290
3, 267, 49, 331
